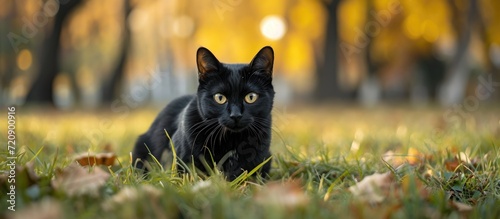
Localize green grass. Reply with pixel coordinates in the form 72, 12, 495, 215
1, 105, 499, 218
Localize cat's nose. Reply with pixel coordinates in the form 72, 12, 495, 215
229, 105, 242, 122
230, 112, 242, 122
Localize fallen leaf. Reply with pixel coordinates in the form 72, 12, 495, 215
450, 200, 473, 212
74, 152, 117, 166
349, 172, 394, 204
9, 198, 62, 219
458, 152, 471, 163
382, 150, 405, 167
423, 169, 434, 179
103, 185, 162, 211
407, 147, 425, 165
254, 180, 309, 208
382, 148, 428, 168
51, 162, 110, 197
444, 158, 462, 171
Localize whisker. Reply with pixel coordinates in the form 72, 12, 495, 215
191, 120, 218, 153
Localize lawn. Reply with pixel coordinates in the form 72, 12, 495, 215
1, 105, 499, 219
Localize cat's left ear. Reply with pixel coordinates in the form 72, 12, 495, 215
250, 46, 274, 76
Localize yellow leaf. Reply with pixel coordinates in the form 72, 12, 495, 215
407, 147, 424, 165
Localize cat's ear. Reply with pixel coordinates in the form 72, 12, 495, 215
250, 46, 274, 76
197, 47, 220, 78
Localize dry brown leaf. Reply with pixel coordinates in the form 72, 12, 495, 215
51, 162, 110, 197
9, 198, 62, 219
74, 152, 117, 166
444, 158, 462, 171
349, 172, 394, 204
444, 151, 481, 172
254, 180, 309, 208
450, 200, 473, 212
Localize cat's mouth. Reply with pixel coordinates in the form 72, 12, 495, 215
223, 124, 248, 132
220, 120, 249, 132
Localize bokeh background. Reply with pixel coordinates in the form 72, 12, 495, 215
1, 2, 500, 217
1, 0, 499, 108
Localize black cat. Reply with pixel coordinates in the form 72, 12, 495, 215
133, 46, 275, 180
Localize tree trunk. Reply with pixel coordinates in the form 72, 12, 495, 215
1, 3, 16, 101
359, 0, 381, 105
476, 1, 500, 101
438, 0, 476, 105
314, 0, 344, 102
101, 0, 132, 103
25, 0, 83, 105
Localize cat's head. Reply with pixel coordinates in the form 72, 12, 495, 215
196, 46, 275, 132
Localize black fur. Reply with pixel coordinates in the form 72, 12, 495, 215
133, 46, 275, 180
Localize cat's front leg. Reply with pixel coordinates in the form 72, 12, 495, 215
222, 149, 272, 181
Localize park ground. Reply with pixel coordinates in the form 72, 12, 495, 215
1, 105, 499, 218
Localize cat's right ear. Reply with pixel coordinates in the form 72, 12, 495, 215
197, 47, 220, 79
250, 46, 274, 76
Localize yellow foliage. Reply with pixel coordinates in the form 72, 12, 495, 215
289, 0, 326, 40
339, 0, 367, 44
283, 33, 313, 74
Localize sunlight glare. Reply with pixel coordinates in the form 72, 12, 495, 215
260, 15, 286, 41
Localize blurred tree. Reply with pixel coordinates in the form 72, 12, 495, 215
439, 0, 477, 104
0, 3, 16, 96
417, 52, 446, 100
364, 0, 377, 80
360, 0, 381, 103
25, 0, 83, 104
314, 0, 357, 102
101, 0, 132, 103
477, 0, 500, 100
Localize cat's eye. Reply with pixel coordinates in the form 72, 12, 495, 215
244, 93, 258, 104
214, 93, 227, 104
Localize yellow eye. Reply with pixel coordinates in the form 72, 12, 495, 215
244, 92, 258, 104
214, 93, 227, 104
